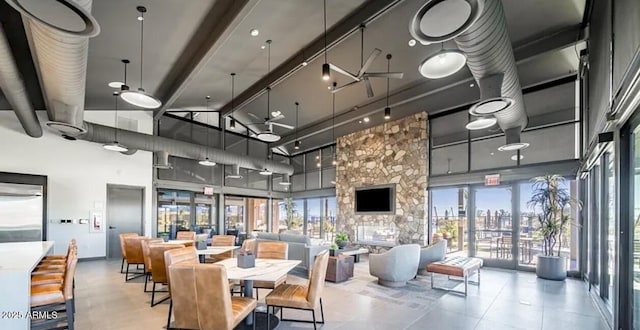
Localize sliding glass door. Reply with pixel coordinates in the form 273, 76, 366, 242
471, 186, 516, 268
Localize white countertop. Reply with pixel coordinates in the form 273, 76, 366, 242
216, 258, 300, 282
0, 241, 54, 273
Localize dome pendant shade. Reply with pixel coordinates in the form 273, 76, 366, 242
103, 141, 128, 152
120, 88, 162, 109
198, 158, 216, 166
465, 116, 497, 130
259, 168, 273, 176
418, 49, 467, 79
256, 132, 281, 142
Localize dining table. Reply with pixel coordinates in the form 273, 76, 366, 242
195, 246, 239, 263
216, 258, 300, 326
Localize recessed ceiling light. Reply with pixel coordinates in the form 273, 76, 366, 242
511, 154, 524, 161
108, 81, 124, 88
470, 83, 475, 87
490, 152, 495, 156
271, 110, 281, 117
327, 86, 331, 90
363, 117, 370, 123
419, 49, 467, 79
137, 16, 144, 21
408, 39, 416, 47
250, 29, 259, 37
302, 61, 308, 66
465, 117, 497, 130
358, 120, 362, 124
261, 45, 266, 50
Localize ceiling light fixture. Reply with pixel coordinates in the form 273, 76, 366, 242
229, 73, 236, 130
250, 28, 259, 37
465, 116, 497, 130
256, 40, 282, 142
259, 168, 273, 176
469, 97, 513, 116
511, 154, 524, 161
108, 81, 123, 88
384, 54, 392, 120
419, 46, 467, 79
498, 142, 530, 151
199, 96, 216, 166
363, 117, 370, 123
279, 175, 292, 186
408, 39, 417, 47
498, 128, 530, 151
120, 6, 162, 109
294, 101, 301, 150
409, 0, 484, 45
321, 0, 330, 81
103, 91, 128, 152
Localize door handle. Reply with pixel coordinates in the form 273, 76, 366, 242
109, 226, 116, 229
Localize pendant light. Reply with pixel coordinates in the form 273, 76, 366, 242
418, 43, 467, 79
259, 149, 273, 176
384, 54, 392, 120
256, 40, 280, 143
321, 0, 330, 81
120, 6, 162, 109
103, 91, 128, 152
294, 102, 301, 150
199, 96, 216, 166
279, 174, 292, 186
331, 81, 337, 166
229, 73, 236, 130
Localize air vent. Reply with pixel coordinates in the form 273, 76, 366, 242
45, 121, 86, 135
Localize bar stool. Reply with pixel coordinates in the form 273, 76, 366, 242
41, 239, 77, 263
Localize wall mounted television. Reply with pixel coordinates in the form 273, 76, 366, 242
354, 184, 395, 214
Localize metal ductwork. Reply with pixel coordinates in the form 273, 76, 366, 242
6, 0, 100, 136
80, 122, 295, 175
0, 24, 42, 137
153, 151, 173, 169
410, 0, 528, 150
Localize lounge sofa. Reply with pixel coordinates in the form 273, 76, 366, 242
369, 244, 421, 287
417, 239, 447, 275
255, 232, 329, 274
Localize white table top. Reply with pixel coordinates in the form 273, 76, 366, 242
0, 241, 54, 273
167, 239, 194, 244
196, 246, 239, 255
216, 258, 300, 282
339, 248, 369, 255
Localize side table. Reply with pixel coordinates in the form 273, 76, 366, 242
326, 255, 354, 283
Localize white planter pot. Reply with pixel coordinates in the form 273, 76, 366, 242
536, 255, 567, 281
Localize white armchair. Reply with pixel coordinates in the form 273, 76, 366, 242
417, 239, 447, 275
368, 244, 421, 287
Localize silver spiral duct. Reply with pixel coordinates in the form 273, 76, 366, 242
454, 0, 527, 131
80, 122, 295, 175
8, 0, 100, 135
0, 24, 42, 137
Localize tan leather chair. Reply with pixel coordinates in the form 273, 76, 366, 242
176, 231, 196, 241
124, 236, 149, 281
141, 238, 164, 292
148, 244, 184, 307
265, 250, 329, 330
164, 247, 199, 329
32, 245, 78, 284
30, 249, 78, 329
252, 241, 289, 298
169, 263, 257, 330
205, 235, 236, 263
119, 233, 139, 273
241, 238, 257, 254
41, 239, 77, 263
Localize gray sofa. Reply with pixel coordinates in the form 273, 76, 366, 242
417, 239, 447, 275
255, 232, 329, 274
369, 244, 421, 287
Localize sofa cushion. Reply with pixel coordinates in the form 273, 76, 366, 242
256, 232, 280, 241
280, 233, 311, 245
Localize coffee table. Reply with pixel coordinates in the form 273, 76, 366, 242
426, 256, 483, 296
326, 255, 354, 283
338, 247, 369, 263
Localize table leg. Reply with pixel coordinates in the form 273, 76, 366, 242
199, 255, 205, 263
354, 254, 360, 263
244, 279, 254, 326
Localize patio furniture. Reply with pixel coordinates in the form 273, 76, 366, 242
369, 244, 421, 287
427, 256, 482, 296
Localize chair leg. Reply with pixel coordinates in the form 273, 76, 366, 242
311, 308, 317, 330
120, 258, 125, 273
253, 308, 256, 330
151, 282, 156, 307
144, 273, 149, 292
66, 299, 74, 330
255, 288, 259, 300
125, 263, 129, 281
320, 298, 325, 323
166, 299, 172, 329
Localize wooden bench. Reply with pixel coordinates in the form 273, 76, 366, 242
426, 256, 483, 296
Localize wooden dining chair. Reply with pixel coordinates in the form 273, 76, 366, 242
265, 250, 329, 330
168, 263, 257, 330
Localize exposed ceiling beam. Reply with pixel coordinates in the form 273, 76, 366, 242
153, 0, 259, 120
273, 27, 586, 150
216, 0, 402, 118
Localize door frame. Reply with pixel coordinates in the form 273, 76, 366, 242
106, 184, 145, 259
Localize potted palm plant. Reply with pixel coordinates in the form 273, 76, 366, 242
528, 175, 579, 280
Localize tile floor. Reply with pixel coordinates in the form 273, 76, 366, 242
73, 258, 609, 330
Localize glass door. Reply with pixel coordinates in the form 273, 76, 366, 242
471, 186, 516, 268
157, 190, 191, 240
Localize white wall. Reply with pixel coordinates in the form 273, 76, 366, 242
0, 110, 153, 258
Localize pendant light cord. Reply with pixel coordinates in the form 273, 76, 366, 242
205, 96, 210, 159
386, 56, 390, 107
295, 102, 299, 141
266, 40, 272, 119
323, 0, 327, 63
139, 10, 145, 89
360, 25, 364, 68
114, 92, 119, 142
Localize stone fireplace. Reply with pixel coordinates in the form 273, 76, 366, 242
336, 112, 428, 249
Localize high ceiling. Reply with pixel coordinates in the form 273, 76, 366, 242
0, 0, 587, 155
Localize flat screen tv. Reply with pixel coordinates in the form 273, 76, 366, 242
354, 185, 395, 214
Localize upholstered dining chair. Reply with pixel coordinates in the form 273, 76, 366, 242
148, 244, 184, 307
205, 235, 236, 263
240, 238, 257, 254
141, 238, 164, 292
252, 241, 289, 299
265, 250, 329, 330
119, 233, 138, 273
164, 247, 199, 329
169, 263, 258, 330
176, 231, 196, 241
123, 236, 150, 281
